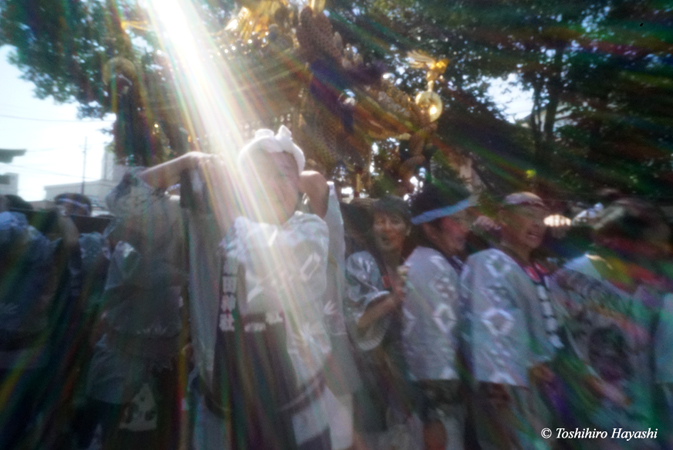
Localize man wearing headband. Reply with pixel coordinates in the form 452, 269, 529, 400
104, 125, 335, 450
460, 192, 560, 450
404, 181, 475, 450
55, 193, 93, 217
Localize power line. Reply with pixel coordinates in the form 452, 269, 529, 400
17, 147, 110, 156
0, 103, 65, 114
0, 113, 113, 124
9, 147, 70, 154
25, 148, 67, 153
2, 163, 99, 180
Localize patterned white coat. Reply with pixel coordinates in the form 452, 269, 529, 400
403, 246, 461, 382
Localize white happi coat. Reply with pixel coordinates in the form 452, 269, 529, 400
403, 246, 461, 382
461, 249, 557, 387
461, 248, 559, 450
219, 211, 332, 387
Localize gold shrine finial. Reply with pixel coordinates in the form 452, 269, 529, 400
310, 0, 325, 13
407, 50, 449, 122
407, 50, 449, 91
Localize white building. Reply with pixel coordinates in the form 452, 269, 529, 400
44, 152, 127, 215
0, 173, 19, 196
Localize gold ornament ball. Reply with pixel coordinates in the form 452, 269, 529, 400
414, 91, 443, 122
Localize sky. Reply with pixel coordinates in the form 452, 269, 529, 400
0, 45, 531, 202
488, 74, 534, 122
0, 46, 115, 201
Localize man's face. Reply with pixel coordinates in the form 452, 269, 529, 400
373, 212, 409, 254
248, 152, 300, 223
501, 205, 548, 252
437, 208, 474, 255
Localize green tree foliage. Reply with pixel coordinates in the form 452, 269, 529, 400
554, 1, 673, 198
329, 0, 673, 199
0, 0, 112, 117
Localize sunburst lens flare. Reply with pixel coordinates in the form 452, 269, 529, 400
143, 0, 279, 226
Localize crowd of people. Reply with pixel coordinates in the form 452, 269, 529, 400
1, 125, 672, 450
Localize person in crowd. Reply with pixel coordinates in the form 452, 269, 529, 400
78, 183, 186, 450
4, 194, 34, 211
341, 198, 376, 257
571, 188, 624, 226
552, 198, 672, 450
55, 193, 94, 217
54, 192, 110, 355
460, 192, 562, 450
38, 192, 113, 448
0, 195, 79, 449
403, 181, 475, 450
107, 125, 335, 450
0, 196, 56, 449
344, 195, 417, 450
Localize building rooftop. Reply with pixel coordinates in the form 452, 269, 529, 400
0, 149, 26, 163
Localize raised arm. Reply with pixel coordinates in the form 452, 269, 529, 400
298, 171, 329, 219
344, 252, 402, 351
355, 281, 403, 332
136, 152, 236, 234
138, 152, 214, 190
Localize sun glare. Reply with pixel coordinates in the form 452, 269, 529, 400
144, 0, 250, 157
146, 0, 283, 216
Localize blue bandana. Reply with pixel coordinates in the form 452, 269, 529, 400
411, 198, 474, 225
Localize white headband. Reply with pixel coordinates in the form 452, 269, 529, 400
411, 198, 474, 225
56, 197, 91, 215
237, 125, 305, 173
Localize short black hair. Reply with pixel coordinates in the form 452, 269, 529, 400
594, 198, 665, 242
372, 195, 410, 224
4, 194, 33, 211
55, 193, 92, 215
595, 188, 623, 205
410, 181, 471, 221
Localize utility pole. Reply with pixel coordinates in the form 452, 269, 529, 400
81, 137, 87, 195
